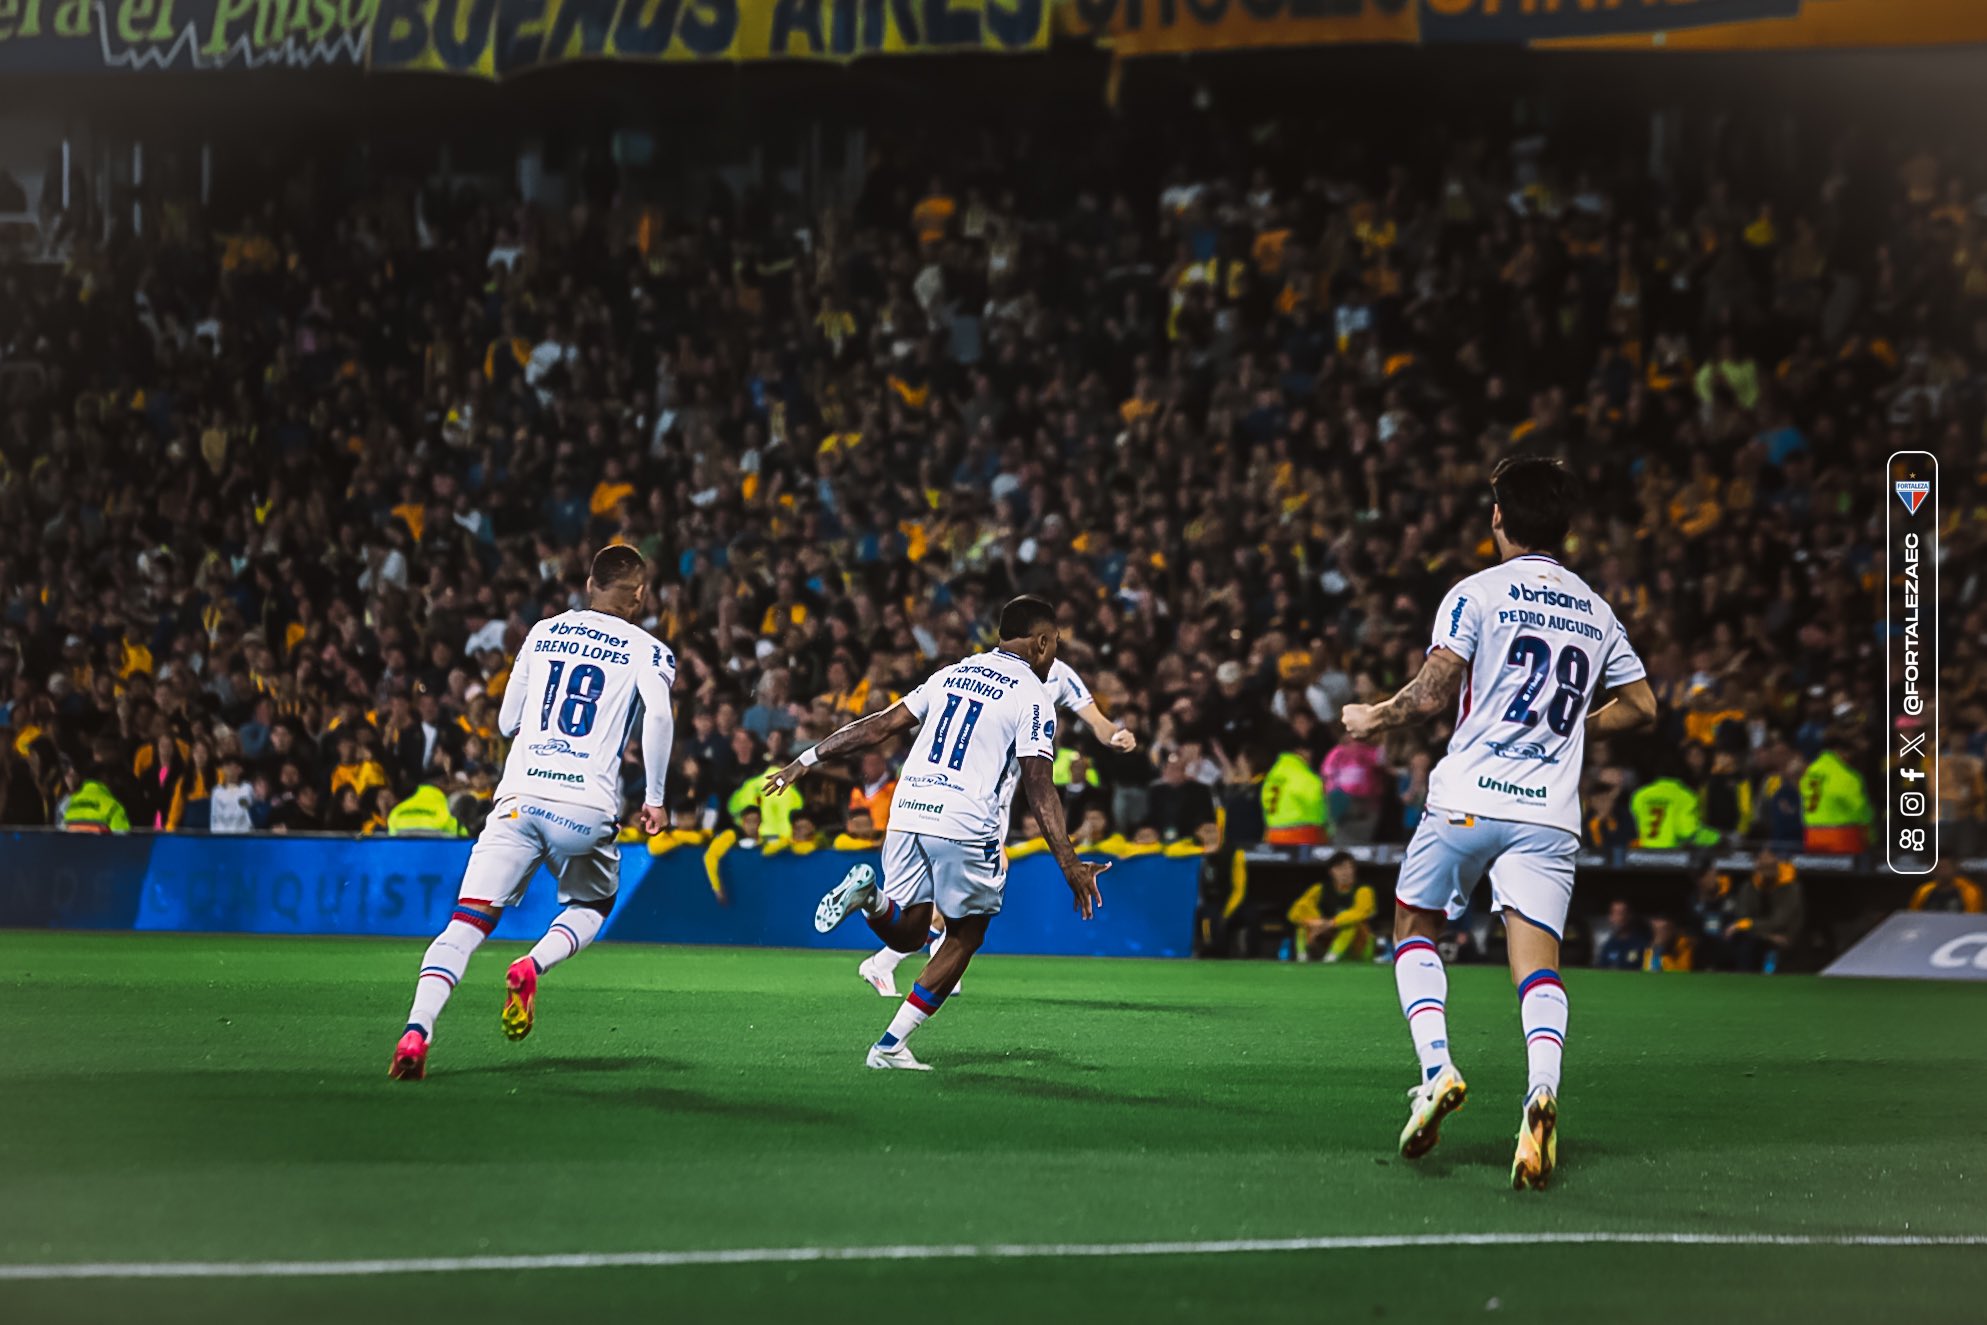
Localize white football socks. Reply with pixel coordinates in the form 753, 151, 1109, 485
876, 982, 947, 1050
1393, 935, 1453, 1081
405, 909, 495, 1039
872, 927, 943, 975
527, 906, 606, 975
1519, 969, 1568, 1096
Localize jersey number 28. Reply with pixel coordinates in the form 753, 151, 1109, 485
1501, 636, 1590, 737
539, 661, 605, 737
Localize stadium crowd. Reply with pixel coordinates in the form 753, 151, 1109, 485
0, 110, 1981, 898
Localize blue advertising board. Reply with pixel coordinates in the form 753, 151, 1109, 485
0, 832, 1200, 958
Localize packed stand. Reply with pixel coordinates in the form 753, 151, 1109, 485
0, 118, 1980, 903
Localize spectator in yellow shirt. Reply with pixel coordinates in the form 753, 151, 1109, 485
1290, 852, 1377, 963
1909, 862, 1983, 914
590, 457, 637, 520
1642, 916, 1696, 972
833, 805, 884, 852
911, 178, 956, 248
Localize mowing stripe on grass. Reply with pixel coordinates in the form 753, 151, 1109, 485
4, 1233, 1984, 1281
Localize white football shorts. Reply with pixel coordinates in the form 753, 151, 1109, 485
879, 829, 1007, 919
1393, 808, 1579, 939
458, 796, 621, 909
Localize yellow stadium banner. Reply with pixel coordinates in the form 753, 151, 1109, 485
366, 0, 1049, 76
1065, 0, 1417, 58
1526, 0, 1987, 51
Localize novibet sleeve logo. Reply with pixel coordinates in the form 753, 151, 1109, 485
1895, 480, 1930, 515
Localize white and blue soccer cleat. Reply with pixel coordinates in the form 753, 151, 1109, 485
815, 863, 879, 933
865, 1042, 932, 1071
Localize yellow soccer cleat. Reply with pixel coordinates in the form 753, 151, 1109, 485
1398, 1064, 1468, 1160
1511, 1087, 1559, 1191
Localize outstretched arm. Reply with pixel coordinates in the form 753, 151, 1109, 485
1020, 754, 1109, 919
1585, 677, 1658, 736
1076, 700, 1136, 751
763, 702, 920, 797
1340, 648, 1468, 742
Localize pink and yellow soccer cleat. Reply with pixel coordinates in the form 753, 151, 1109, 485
501, 957, 539, 1042
1511, 1087, 1559, 1191
388, 1029, 429, 1081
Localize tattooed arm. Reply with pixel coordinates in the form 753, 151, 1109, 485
1339, 649, 1468, 742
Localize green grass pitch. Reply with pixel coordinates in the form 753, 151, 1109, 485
3, 931, 1984, 1324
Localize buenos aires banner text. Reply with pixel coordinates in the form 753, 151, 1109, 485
0, 0, 1047, 74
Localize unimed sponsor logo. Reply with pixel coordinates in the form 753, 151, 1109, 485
1478, 775, 1546, 801
528, 767, 585, 785
898, 798, 947, 816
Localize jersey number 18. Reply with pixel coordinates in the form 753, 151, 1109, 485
539, 661, 605, 737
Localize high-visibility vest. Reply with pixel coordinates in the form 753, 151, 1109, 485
1630, 778, 1717, 847
61, 780, 130, 834
387, 785, 465, 837
1262, 753, 1326, 831
1799, 751, 1872, 829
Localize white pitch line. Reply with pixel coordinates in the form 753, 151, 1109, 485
3, 1232, 1983, 1282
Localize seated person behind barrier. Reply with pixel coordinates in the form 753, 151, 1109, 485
1642, 915, 1695, 972
1289, 851, 1376, 963
1594, 899, 1651, 970
1909, 860, 1982, 914
1728, 849, 1805, 972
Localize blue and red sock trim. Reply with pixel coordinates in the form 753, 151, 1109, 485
550, 922, 583, 957
1517, 969, 1565, 998
1404, 997, 1445, 1020
1525, 1029, 1566, 1047
451, 907, 497, 935
1393, 936, 1439, 961
907, 982, 947, 1016
418, 966, 458, 987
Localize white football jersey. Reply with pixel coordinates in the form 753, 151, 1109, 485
1045, 659, 1095, 714
496, 609, 677, 819
1423, 554, 1644, 836
891, 649, 1056, 843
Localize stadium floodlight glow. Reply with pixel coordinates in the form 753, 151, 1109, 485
1884, 451, 1938, 876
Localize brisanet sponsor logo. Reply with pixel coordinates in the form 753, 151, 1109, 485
1507, 584, 1593, 614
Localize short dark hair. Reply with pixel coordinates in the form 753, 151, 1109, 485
590, 544, 646, 589
1489, 456, 1576, 553
998, 594, 1056, 640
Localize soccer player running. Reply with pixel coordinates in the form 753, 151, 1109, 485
1340, 458, 1656, 1189
853, 656, 1136, 998
765, 596, 1109, 1071
389, 546, 676, 1081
